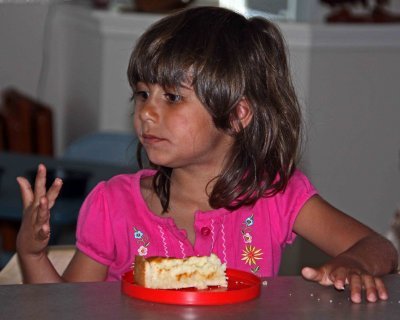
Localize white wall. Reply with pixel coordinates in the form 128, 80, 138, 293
305, 40, 400, 233
0, 2, 49, 98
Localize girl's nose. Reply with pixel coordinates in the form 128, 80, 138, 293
138, 98, 159, 123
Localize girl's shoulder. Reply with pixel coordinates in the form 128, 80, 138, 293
287, 170, 316, 191
276, 169, 317, 204
258, 170, 317, 206
282, 169, 317, 197
80, 169, 157, 218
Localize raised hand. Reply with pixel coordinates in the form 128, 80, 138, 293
16, 164, 63, 257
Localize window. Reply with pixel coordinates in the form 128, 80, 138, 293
219, 0, 298, 21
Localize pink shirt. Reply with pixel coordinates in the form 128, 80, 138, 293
76, 169, 317, 281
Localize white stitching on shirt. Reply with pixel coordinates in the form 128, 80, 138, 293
158, 225, 169, 257
221, 222, 227, 264
179, 241, 186, 258
210, 219, 215, 251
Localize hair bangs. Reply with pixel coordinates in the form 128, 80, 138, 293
128, 21, 209, 90
128, 50, 190, 90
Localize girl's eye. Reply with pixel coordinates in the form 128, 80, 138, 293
133, 91, 149, 101
164, 93, 182, 103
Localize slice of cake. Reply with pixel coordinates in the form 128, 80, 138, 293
134, 254, 228, 290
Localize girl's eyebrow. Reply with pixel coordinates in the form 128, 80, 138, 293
180, 84, 191, 90
135, 81, 147, 87
177, 82, 193, 91
164, 83, 192, 93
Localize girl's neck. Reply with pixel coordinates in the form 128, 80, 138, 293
169, 167, 218, 212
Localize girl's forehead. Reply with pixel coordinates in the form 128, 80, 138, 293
132, 68, 194, 88
134, 81, 193, 91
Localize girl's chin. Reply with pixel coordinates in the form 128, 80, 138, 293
146, 156, 172, 168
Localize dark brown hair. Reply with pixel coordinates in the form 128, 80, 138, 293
128, 6, 302, 212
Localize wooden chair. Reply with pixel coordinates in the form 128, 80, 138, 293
0, 87, 53, 156
0, 88, 54, 254
0, 113, 6, 151
0, 245, 75, 285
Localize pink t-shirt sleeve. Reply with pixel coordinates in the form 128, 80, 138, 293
271, 170, 318, 246
75, 182, 116, 266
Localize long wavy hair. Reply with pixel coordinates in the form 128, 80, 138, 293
128, 6, 302, 212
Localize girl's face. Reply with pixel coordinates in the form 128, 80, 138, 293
133, 82, 234, 171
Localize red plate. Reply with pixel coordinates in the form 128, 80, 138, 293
121, 268, 261, 305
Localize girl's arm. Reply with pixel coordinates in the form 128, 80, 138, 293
62, 250, 108, 282
18, 248, 108, 283
16, 164, 107, 283
293, 195, 398, 303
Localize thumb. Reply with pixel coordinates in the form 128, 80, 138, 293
302, 266, 334, 286
17, 177, 34, 209
301, 266, 323, 282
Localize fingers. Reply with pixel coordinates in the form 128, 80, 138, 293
303, 265, 389, 303
46, 177, 63, 208
18, 163, 48, 208
33, 164, 63, 209
348, 274, 388, 303
18, 164, 63, 210
16, 176, 34, 209
348, 273, 362, 303
362, 275, 377, 303
330, 268, 379, 303
328, 266, 347, 290
329, 270, 388, 303
35, 196, 51, 241
301, 266, 333, 286
33, 164, 48, 204
374, 277, 388, 301
16, 165, 58, 258
301, 267, 321, 281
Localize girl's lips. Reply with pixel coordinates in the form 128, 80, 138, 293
141, 133, 165, 144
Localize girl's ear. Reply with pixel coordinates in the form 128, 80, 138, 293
233, 97, 253, 130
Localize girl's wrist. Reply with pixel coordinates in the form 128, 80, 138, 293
17, 249, 48, 263
335, 235, 399, 275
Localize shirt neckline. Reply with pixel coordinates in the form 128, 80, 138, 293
132, 170, 231, 224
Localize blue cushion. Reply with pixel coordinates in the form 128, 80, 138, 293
63, 132, 139, 169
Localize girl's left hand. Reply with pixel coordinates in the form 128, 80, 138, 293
301, 256, 388, 303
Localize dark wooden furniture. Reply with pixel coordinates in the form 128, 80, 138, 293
0, 88, 53, 156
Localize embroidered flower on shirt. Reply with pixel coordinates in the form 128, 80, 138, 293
134, 230, 144, 239
138, 245, 148, 256
241, 245, 263, 265
133, 227, 149, 256
243, 232, 252, 243
241, 214, 263, 274
244, 215, 254, 227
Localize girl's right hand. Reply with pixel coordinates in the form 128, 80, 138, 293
16, 164, 63, 258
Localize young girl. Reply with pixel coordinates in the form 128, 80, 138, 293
16, 6, 397, 303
